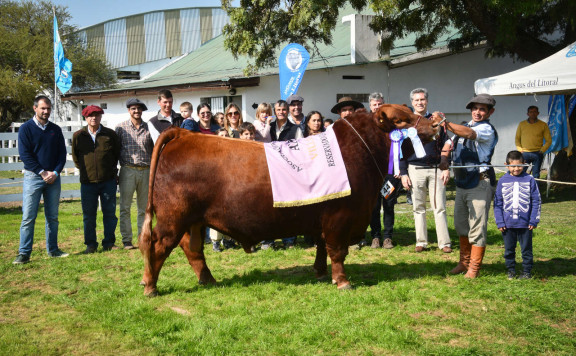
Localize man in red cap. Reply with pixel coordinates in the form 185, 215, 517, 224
72, 105, 121, 253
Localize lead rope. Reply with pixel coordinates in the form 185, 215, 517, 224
340, 118, 385, 181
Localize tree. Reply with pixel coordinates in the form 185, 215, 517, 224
222, 0, 576, 72
0, 0, 115, 131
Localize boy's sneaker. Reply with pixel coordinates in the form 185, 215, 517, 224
13, 254, 30, 265
48, 249, 69, 258
507, 270, 516, 280
518, 272, 532, 280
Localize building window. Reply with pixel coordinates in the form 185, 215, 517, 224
200, 95, 242, 114
100, 103, 107, 109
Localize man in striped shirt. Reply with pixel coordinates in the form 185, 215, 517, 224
115, 98, 154, 250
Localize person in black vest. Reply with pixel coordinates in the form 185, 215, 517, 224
440, 94, 499, 279
270, 100, 303, 141
148, 89, 184, 144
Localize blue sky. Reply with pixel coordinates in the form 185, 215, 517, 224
50, 0, 231, 28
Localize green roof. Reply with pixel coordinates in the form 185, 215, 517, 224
67, 6, 460, 95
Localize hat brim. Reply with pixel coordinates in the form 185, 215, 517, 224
331, 101, 364, 114
126, 103, 148, 111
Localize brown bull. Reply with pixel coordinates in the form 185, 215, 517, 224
139, 104, 440, 296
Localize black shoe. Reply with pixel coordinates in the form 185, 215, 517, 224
48, 249, 69, 258
507, 270, 516, 280
406, 196, 413, 205
518, 272, 532, 280
123, 243, 137, 250
222, 239, 238, 249
102, 245, 120, 251
83, 246, 98, 254
284, 242, 295, 249
13, 254, 30, 265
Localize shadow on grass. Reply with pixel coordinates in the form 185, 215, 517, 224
157, 256, 576, 295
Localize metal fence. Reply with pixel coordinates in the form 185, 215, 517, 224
0, 122, 83, 203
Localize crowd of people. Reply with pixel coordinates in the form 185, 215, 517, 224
12, 88, 546, 281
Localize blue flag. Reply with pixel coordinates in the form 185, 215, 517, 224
545, 95, 569, 154
54, 15, 73, 94
278, 43, 310, 100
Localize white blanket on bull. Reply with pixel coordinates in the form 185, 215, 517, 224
264, 127, 351, 207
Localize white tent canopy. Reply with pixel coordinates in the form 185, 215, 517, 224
475, 42, 576, 96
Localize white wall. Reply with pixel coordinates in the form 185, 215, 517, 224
81, 48, 546, 165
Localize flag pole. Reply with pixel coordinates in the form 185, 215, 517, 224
53, 7, 58, 123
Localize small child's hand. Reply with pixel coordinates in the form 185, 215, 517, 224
498, 227, 506, 232
528, 225, 536, 230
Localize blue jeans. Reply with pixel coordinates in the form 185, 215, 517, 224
522, 151, 543, 179
81, 179, 118, 248
18, 170, 61, 256
502, 228, 533, 273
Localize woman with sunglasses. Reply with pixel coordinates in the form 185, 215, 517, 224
181, 103, 221, 134
224, 103, 243, 138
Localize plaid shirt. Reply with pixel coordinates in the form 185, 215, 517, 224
115, 119, 153, 166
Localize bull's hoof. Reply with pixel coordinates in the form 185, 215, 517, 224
144, 289, 159, 298
337, 283, 353, 290
198, 278, 217, 286
332, 279, 337, 285
139, 279, 146, 286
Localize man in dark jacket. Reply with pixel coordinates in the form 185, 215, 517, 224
72, 105, 121, 253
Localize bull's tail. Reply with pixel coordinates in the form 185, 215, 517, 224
140, 128, 189, 262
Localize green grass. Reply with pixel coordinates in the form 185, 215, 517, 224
0, 188, 575, 355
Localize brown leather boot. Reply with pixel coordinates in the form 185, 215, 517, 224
464, 245, 486, 279
449, 236, 471, 274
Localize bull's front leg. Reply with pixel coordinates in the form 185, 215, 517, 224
325, 243, 352, 290
181, 224, 216, 286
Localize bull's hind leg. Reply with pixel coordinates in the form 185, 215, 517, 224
325, 242, 352, 290
141, 226, 182, 297
314, 233, 328, 281
179, 224, 216, 285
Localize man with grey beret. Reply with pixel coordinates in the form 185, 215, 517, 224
114, 98, 154, 250
286, 94, 305, 129
440, 93, 499, 278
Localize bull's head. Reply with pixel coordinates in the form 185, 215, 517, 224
375, 104, 441, 142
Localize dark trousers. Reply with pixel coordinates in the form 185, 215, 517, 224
81, 179, 118, 248
522, 151, 543, 179
502, 228, 533, 273
370, 194, 396, 239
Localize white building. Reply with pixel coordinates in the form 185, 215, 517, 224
63, 7, 544, 165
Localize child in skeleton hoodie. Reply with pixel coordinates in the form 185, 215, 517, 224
494, 150, 541, 280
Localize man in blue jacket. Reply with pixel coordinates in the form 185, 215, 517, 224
13, 96, 68, 264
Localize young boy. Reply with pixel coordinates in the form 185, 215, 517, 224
179, 102, 193, 120
216, 128, 229, 137
238, 122, 256, 140
493, 150, 541, 280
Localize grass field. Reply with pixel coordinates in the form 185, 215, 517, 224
0, 184, 575, 355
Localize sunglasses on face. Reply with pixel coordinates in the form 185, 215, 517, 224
227, 111, 240, 116
200, 111, 211, 116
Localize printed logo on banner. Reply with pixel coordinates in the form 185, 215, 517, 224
279, 43, 310, 100
566, 43, 576, 58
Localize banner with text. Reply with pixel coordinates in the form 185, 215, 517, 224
279, 43, 310, 100
545, 95, 569, 154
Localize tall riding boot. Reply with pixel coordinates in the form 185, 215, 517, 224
449, 236, 471, 275
464, 245, 486, 279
